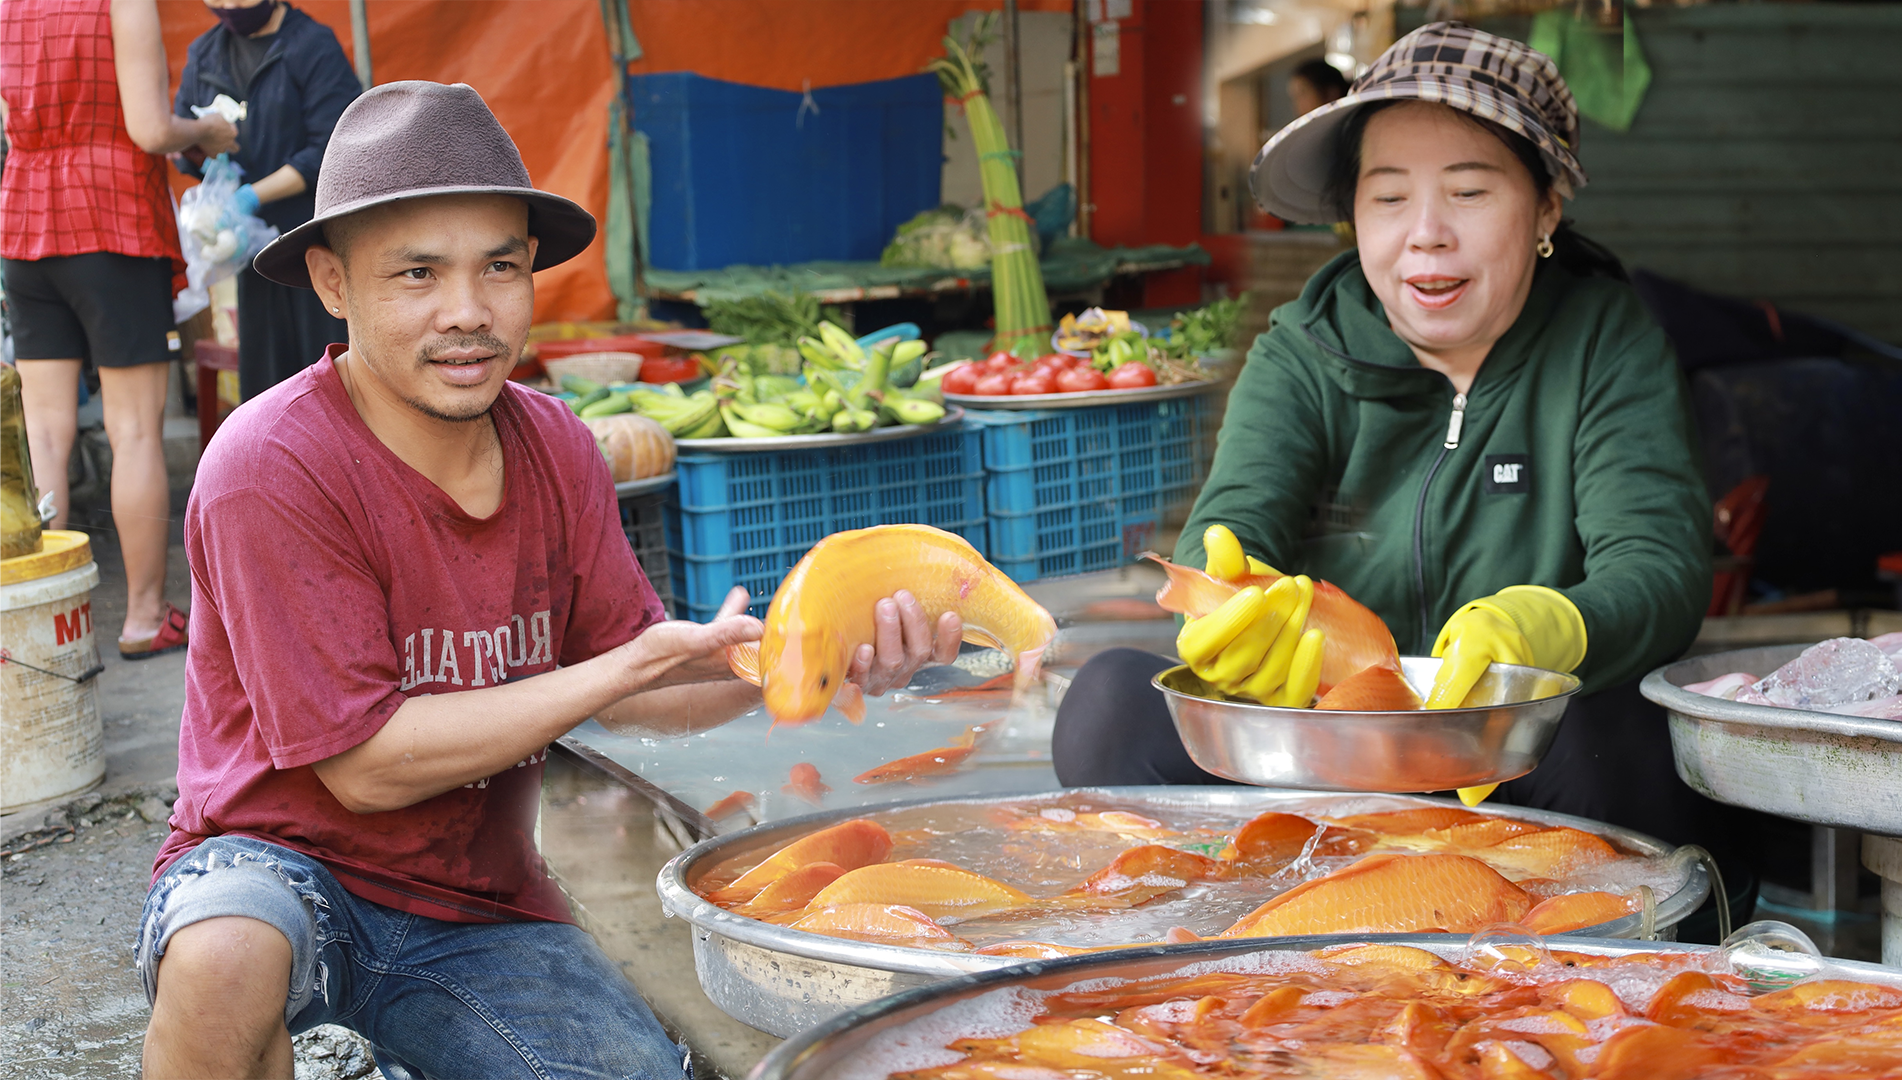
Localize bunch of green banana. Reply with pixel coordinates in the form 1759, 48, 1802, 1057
560, 323, 945, 441
632, 386, 724, 438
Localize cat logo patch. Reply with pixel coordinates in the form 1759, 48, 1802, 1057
1483, 454, 1530, 494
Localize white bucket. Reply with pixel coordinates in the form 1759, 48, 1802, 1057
1, 561, 104, 812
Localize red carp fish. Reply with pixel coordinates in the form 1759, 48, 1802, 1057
728, 525, 1058, 726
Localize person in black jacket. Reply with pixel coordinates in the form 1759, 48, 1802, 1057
176, 0, 360, 400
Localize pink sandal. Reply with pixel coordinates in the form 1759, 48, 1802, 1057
119, 603, 189, 661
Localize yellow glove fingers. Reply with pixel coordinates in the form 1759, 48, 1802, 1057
1203, 599, 1293, 691
1238, 576, 1313, 701
1492, 586, 1588, 673
1458, 784, 1499, 807
1177, 586, 1266, 670
1245, 556, 1281, 577
1202, 524, 1247, 583
1425, 630, 1491, 709
1268, 628, 1326, 707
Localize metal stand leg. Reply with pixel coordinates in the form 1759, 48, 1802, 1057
1861, 834, 1902, 969
1814, 826, 1861, 912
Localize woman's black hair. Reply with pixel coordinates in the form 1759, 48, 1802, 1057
1323, 100, 1625, 280
1292, 58, 1350, 103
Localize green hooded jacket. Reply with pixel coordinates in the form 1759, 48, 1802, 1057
1178, 252, 1711, 695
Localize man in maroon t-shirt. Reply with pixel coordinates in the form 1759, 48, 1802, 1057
136, 82, 959, 1080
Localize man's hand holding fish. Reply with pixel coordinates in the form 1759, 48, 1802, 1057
595, 584, 961, 736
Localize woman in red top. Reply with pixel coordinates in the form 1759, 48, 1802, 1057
1, 0, 234, 655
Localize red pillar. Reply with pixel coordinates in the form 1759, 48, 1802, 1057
1087, 0, 1203, 306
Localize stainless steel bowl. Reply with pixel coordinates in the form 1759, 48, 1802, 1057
1642, 644, 1902, 834
749, 934, 1902, 1080
656, 787, 1704, 1037
1156, 657, 1580, 792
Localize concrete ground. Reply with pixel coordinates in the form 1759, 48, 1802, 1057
2, 420, 377, 1079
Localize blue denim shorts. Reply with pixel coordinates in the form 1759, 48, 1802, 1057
137, 835, 689, 1079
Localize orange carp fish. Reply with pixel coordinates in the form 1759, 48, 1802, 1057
728, 525, 1059, 726
1142, 553, 1399, 693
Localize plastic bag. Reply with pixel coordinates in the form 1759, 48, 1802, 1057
173, 155, 278, 323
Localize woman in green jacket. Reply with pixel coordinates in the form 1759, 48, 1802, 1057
1054, 25, 1730, 861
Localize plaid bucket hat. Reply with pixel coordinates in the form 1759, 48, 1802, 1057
1249, 22, 1588, 224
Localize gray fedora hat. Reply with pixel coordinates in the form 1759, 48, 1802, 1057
253, 80, 596, 288
1250, 23, 1589, 224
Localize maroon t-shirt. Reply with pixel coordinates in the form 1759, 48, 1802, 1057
156, 347, 664, 922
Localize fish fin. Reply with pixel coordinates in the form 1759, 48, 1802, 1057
835, 682, 866, 724
727, 642, 762, 686
1010, 645, 1049, 703
1144, 553, 1231, 616
960, 626, 1007, 651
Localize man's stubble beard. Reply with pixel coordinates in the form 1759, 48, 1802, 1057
356, 332, 515, 424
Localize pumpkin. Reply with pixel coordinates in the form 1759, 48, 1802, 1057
583, 414, 675, 482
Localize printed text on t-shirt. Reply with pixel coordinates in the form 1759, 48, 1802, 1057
399, 610, 552, 691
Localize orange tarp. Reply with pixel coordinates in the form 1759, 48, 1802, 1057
623, 0, 1072, 93
158, 0, 1070, 320
160, 0, 614, 321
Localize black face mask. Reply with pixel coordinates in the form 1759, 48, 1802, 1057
211, 0, 276, 38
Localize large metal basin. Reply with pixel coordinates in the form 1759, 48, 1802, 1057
657, 787, 1706, 1037
749, 934, 1902, 1080
1157, 657, 1580, 791
1642, 644, 1902, 833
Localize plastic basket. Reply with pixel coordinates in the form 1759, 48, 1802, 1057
967, 394, 1217, 582
667, 427, 986, 620
619, 489, 674, 615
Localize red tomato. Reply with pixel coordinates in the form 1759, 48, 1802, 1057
1056, 366, 1110, 393
973, 371, 1015, 395
942, 364, 981, 396
1108, 363, 1159, 389
1011, 371, 1055, 395
983, 352, 1019, 373
638, 355, 703, 383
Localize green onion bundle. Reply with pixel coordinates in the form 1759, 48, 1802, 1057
931, 31, 1052, 357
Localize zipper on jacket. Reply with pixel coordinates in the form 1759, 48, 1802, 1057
1443, 392, 1468, 449
1413, 390, 1467, 649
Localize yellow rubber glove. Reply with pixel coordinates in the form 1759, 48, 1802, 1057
1178, 526, 1326, 706
1426, 585, 1588, 806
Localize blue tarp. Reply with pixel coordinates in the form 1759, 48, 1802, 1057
628, 72, 944, 271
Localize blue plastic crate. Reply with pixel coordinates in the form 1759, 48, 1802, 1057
666, 427, 987, 618
968, 395, 1217, 582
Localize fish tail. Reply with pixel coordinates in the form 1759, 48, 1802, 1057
727, 642, 762, 686
1144, 553, 1240, 617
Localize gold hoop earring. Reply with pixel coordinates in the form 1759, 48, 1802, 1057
1537, 235, 1555, 259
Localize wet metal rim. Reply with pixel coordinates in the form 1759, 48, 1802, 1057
675, 407, 965, 451
656, 787, 1707, 1036
748, 934, 1902, 1080
1641, 643, 1902, 833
